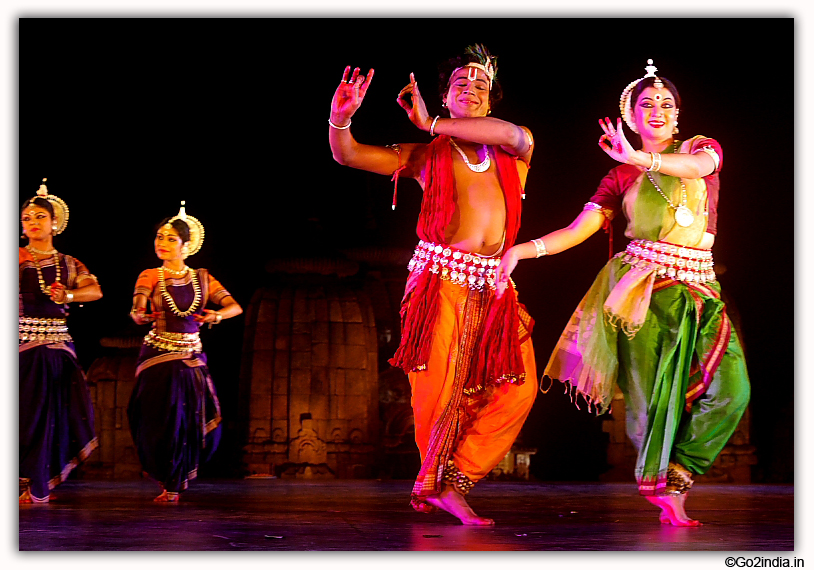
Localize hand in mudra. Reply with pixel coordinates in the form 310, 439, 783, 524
396, 72, 431, 131
598, 117, 636, 165
130, 308, 157, 325
330, 66, 375, 124
193, 309, 221, 324
49, 282, 67, 303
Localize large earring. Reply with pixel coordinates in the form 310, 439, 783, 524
673, 110, 679, 134
51, 222, 58, 233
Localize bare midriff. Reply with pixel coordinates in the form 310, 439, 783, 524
698, 232, 715, 249
442, 149, 507, 257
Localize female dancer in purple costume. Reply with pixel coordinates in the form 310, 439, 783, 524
19, 179, 102, 504
128, 202, 242, 502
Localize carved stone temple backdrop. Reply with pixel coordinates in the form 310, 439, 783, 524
79, 247, 753, 485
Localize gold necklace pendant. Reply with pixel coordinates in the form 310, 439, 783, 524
158, 266, 201, 317
26, 245, 61, 299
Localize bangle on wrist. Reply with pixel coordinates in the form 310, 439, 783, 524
328, 118, 351, 130
208, 311, 223, 330
532, 238, 548, 258
65, 290, 74, 303
646, 151, 662, 172
429, 116, 440, 137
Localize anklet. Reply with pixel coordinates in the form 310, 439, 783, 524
664, 462, 694, 495
442, 460, 476, 495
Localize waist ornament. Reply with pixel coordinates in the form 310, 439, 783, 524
407, 240, 502, 292
144, 329, 202, 353
621, 239, 716, 284
19, 316, 71, 344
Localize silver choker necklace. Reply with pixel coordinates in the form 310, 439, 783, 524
450, 139, 490, 173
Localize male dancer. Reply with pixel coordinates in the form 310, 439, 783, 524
328, 45, 536, 525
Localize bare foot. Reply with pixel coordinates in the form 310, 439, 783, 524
19, 490, 49, 504
154, 490, 180, 503
646, 494, 701, 527
425, 484, 494, 526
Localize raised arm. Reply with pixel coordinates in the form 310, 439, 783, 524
329, 66, 403, 176
494, 209, 606, 298
435, 118, 533, 162
396, 73, 533, 163
599, 118, 716, 179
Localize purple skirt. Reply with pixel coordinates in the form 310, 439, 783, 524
127, 347, 222, 493
19, 343, 98, 499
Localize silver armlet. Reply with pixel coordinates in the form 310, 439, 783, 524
532, 238, 548, 258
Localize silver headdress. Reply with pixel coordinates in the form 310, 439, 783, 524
452, 44, 498, 88
619, 59, 664, 134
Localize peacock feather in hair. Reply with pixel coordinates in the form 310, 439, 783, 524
464, 43, 498, 81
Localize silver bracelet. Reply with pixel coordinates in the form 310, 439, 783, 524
65, 290, 74, 303
328, 118, 351, 130
429, 116, 440, 137
647, 152, 662, 172
532, 238, 548, 258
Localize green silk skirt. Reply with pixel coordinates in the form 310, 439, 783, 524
546, 257, 750, 494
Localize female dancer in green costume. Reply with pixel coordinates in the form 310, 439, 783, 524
495, 60, 750, 526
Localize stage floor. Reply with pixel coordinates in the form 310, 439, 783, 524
18, 479, 793, 551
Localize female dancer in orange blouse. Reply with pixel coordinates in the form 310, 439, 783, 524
128, 202, 242, 502
19, 179, 102, 504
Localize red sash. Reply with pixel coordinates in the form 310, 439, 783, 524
389, 136, 532, 392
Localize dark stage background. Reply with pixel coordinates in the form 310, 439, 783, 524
18, 17, 794, 484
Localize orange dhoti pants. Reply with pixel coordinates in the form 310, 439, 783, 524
408, 279, 537, 510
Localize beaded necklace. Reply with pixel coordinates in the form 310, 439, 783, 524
644, 141, 695, 228
163, 265, 189, 277
27, 244, 58, 255
25, 245, 61, 297
158, 266, 201, 317
450, 139, 491, 172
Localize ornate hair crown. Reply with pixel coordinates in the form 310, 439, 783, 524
619, 59, 665, 134
453, 43, 498, 88
166, 200, 205, 258
25, 178, 70, 235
